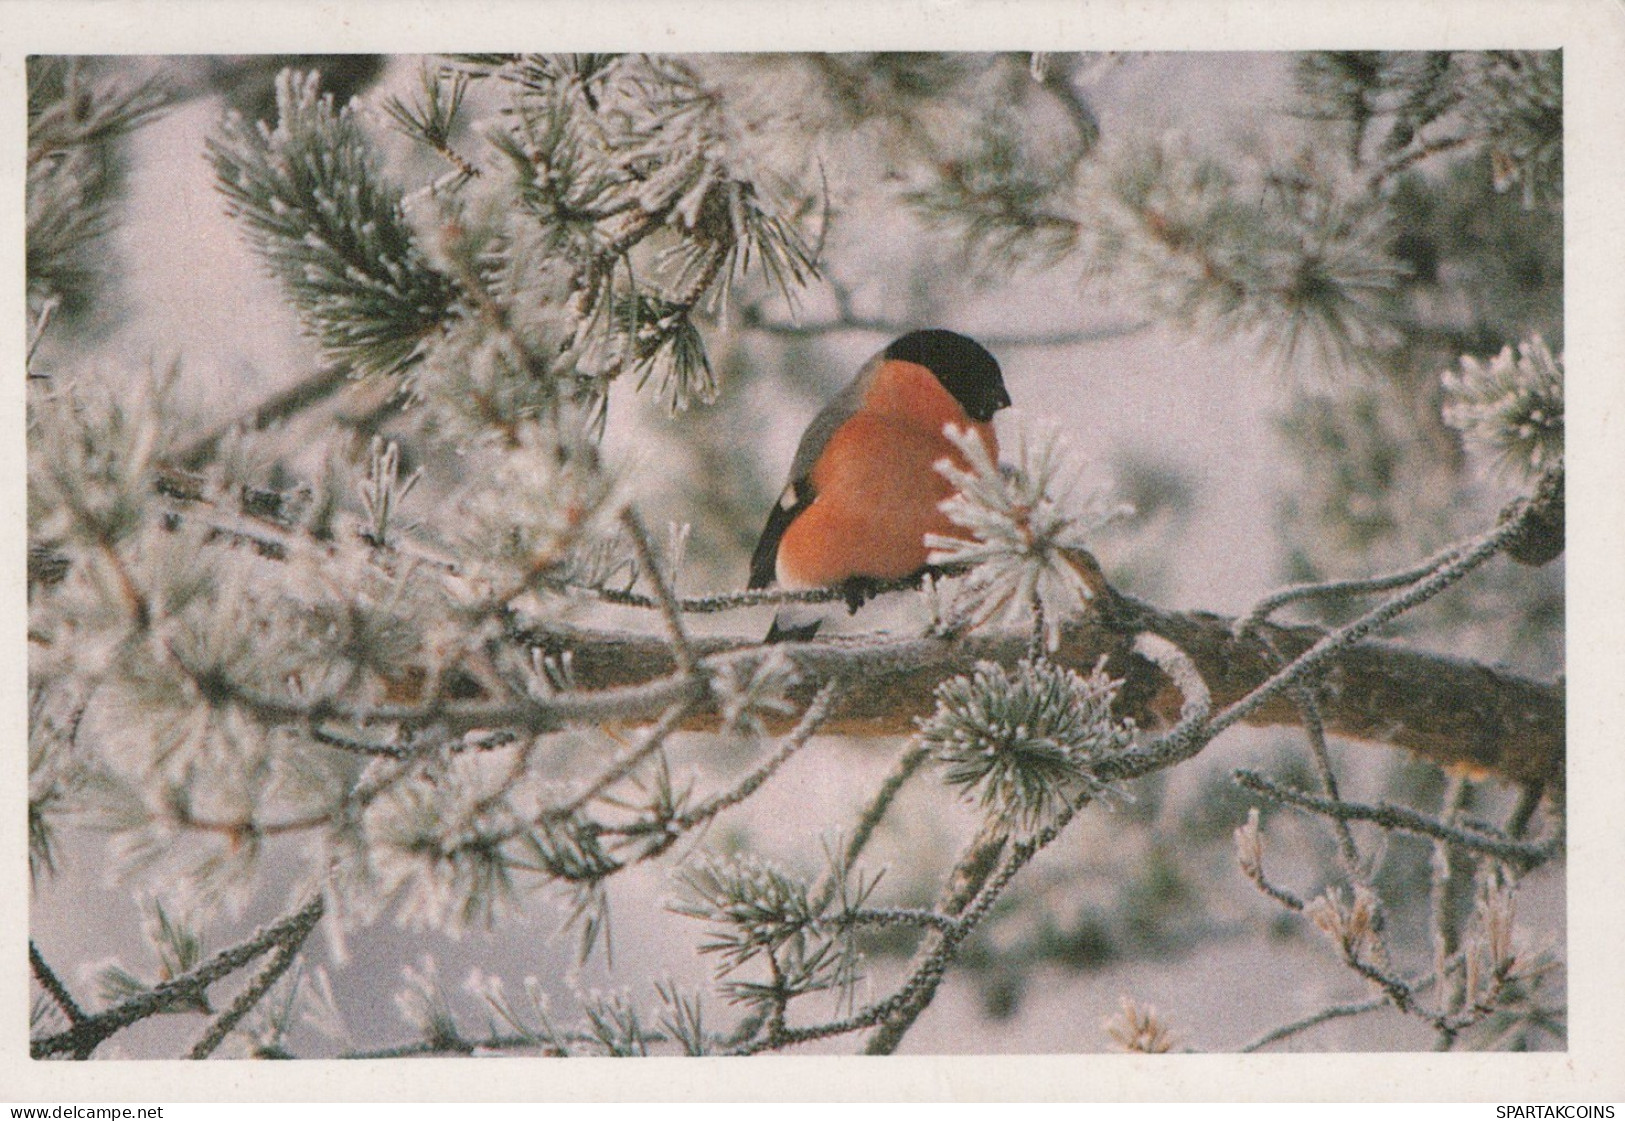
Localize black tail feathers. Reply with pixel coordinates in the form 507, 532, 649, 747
761, 577, 893, 642
764, 607, 822, 643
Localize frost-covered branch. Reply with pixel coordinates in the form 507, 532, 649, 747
209, 71, 460, 376
1232, 771, 1558, 873
32, 897, 325, 1059
506, 573, 1561, 789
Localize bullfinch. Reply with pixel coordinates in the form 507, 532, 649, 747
748, 329, 1012, 641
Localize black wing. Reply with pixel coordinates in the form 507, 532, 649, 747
748, 479, 813, 590
747, 356, 879, 591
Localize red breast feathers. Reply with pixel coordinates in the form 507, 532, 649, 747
775, 358, 999, 588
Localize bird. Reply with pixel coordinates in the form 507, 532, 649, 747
748, 329, 1012, 641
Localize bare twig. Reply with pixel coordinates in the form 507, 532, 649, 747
1240, 996, 1390, 1052
542, 565, 972, 614
742, 307, 1150, 350
1429, 774, 1475, 1033
1506, 783, 1545, 840
1102, 633, 1212, 775
1367, 131, 1474, 186
189, 905, 323, 1058
812, 743, 930, 912
311, 725, 410, 759
620, 507, 696, 677
1235, 545, 1463, 638
1233, 771, 1556, 872
32, 897, 326, 1060
1235, 809, 1305, 912
672, 682, 839, 830
1210, 507, 1537, 743
1296, 684, 1362, 878
839, 907, 960, 936
1035, 54, 1101, 153
551, 700, 693, 822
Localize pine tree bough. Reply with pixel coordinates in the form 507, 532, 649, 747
512, 587, 1562, 794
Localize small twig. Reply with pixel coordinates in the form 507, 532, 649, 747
342, 1035, 506, 1059
1027, 591, 1047, 663
339, 1025, 683, 1059
812, 743, 930, 912
1234, 545, 1464, 638
1294, 683, 1362, 879
858, 818, 1012, 1056
1243, 972, 1444, 1053
543, 565, 972, 615
1036, 55, 1100, 153
96, 538, 151, 630
1240, 996, 1390, 1053
1235, 811, 1305, 912
838, 907, 959, 936
1212, 510, 1533, 740
1341, 945, 1424, 1018
1506, 783, 1545, 840
173, 807, 333, 840
1247, 602, 1354, 874
32, 897, 326, 1060
550, 700, 693, 822
1233, 771, 1556, 872
764, 954, 790, 1042
206, 657, 709, 739
1367, 130, 1474, 186
620, 507, 696, 677
1429, 774, 1474, 1029
311, 725, 410, 759
189, 903, 323, 1059
672, 682, 839, 830
743, 308, 1149, 350
1096, 633, 1213, 777
605, 683, 840, 853
29, 941, 85, 1024
27, 297, 60, 371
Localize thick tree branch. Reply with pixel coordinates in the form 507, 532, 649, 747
510, 586, 1561, 791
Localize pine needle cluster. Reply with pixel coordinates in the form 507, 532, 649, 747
917, 658, 1131, 832
1442, 334, 1564, 481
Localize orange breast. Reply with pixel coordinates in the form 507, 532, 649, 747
776, 363, 998, 589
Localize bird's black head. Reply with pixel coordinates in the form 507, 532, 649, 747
884, 329, 1011, 422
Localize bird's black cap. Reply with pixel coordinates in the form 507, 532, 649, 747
884, 329, 1011, 421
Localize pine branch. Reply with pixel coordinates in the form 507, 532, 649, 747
188, 908, 321, 1058
29, 942, 86, 1026
507, 585, 1561, 790
860, 650, 1209, 1055
31, 897, 325, 1060
27, 58, 171, 313
208, 71, 459, 376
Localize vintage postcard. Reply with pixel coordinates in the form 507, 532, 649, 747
8, 0, 1623, 1104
